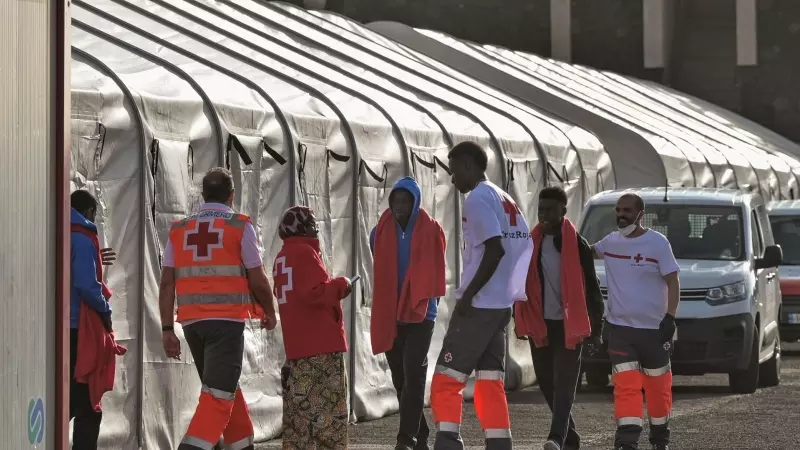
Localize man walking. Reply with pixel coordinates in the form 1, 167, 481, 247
431, 141, 533, 450
70, 189, 115, 450
159, 167, 278, 450
514, 186, 604, 450
591, 193, 680, 450
370, 176, 447, 450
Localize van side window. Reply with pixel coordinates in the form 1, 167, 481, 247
755, 205, 775, 245
751, 210, 764, 257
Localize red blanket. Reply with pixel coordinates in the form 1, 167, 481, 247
371, 208, 446, 355
514, 218, 591, 349
74, 303, 128, 412
71, 224, 127, 411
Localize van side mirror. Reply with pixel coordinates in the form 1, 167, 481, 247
755, 244, 783, 270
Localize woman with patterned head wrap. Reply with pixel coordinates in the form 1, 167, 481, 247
273, 205, 353, 449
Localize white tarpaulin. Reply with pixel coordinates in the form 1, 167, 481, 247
68, 0, 800, 448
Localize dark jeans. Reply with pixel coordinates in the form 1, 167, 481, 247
70, 329, 103, 450
385, 320, 435, 449
530, 320, 583, 450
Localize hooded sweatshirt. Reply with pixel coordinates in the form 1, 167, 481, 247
70, 208, 112, 329
370, 177, 439, 322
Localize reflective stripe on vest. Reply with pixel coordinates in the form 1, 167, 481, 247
175, 265, 245, 279
177, 293, 252, 307
169, 210, 262, 322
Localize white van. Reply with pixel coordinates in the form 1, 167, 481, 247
578, 188, 782, 394
766, 200, 800, 342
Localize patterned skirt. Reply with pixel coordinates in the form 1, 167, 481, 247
281, 352, 349, 450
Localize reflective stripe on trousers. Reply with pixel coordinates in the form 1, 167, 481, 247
177, 293, 252, 306
179, 435, 215, 450
224, 435, 255, 450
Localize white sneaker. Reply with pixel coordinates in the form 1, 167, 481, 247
543, 440, 561, 450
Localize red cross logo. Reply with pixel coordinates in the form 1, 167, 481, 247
273, 256, 293, 305
184, 219, 224, 261
502, 196, 521, 227
634, 253, 644, 263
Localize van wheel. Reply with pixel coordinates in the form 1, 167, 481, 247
728, 329, 760, 394
759, 332, 781, 388
585, 368, 610, 388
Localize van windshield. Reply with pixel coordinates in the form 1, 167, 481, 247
580, 204, 744, 261
768, 216, 800, 265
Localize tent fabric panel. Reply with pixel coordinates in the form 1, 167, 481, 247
295, 6, 608, 204
72, 25, 225, 448
69, 56, 144, 450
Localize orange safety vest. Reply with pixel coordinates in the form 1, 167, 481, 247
168, 209, 264, 322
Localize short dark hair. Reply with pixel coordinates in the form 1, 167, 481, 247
202, 167, 234, 203
448, 141, 488, 172
539, 186, 568, 206
71, 189, 97, 216
619, 193, 645, 212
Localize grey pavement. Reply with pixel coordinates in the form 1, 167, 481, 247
258, 343, 800, 449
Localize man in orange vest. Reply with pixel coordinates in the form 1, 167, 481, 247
159, 167, 278, 450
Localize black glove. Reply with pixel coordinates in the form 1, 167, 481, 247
659, 313, 676, 344
101, 313, 113, 333
584, 335, 603, 355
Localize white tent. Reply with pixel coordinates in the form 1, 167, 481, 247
68, 0, 800, 448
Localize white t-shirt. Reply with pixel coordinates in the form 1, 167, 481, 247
594, 229, 680, 329
456, 181, 533, 309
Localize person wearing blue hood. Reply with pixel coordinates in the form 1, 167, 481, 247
370, 177, 447, 450
70, 189, 115, 450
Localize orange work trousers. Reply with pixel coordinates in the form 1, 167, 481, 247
179, 320, 255, 450
607, 323, 673, 449
430, 307, 512, 450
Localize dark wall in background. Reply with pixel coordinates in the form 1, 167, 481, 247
304, 0, 800, 142
337, 0, 552, 57
740, 0, 800, 141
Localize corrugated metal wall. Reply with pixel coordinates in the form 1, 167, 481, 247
0, 0, 58, 448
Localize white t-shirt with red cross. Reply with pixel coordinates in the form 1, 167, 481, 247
456, 181, 533, 309
594, 229, 680, 329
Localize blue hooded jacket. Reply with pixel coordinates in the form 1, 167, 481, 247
70, 208, 112, 329
370, 177, 439, 322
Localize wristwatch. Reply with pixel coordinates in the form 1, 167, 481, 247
162, 325, 174, 332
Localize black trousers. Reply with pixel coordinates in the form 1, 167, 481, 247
530, 320, 583, 450
385, 320, 435, 449
70, 329, 103, 450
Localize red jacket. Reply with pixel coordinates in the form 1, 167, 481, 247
273, 236, 349, 361
74, 303, 128, 411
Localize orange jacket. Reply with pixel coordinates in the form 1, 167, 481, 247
169, 210, 264, 322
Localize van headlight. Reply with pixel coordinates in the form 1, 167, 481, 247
706, 281, 748, 305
